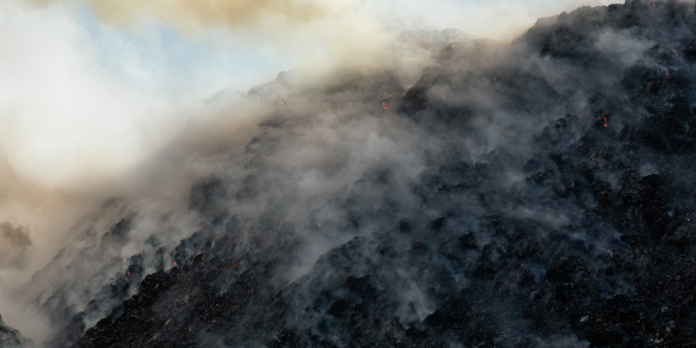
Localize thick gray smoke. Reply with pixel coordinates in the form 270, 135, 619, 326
6, 0, 696, 347
13, 23, 592, 346
0, 223, 32, 267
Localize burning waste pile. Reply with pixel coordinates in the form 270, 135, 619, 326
0, 314, 32, 348
6, 0, 696, 347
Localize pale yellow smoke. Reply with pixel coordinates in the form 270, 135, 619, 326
17, 0, 401, 75
27, 0, 330, 30
0, 0, 625, 343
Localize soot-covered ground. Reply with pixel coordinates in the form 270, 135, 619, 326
10, 1, 696, 347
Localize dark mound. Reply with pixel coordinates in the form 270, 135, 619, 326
34, 0, 696, 347
0, 315, 33, 348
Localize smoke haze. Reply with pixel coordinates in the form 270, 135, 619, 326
0, 0, 631, 345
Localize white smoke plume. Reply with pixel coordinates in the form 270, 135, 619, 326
0, 0, 627, 344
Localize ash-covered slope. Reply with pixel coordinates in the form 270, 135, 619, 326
29, 0, 696, 347
0, 315, 32, 348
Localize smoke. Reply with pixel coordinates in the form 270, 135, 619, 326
366, 0, 618, 42
0, 0, 163, 291
0, 223, 32, 268
17, 0, 624, 42
0, 0, 625, 194
29, 0, 331, 29
0, 0, 648, 345
0, 223, 32, 249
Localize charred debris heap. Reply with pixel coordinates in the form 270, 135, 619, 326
9, 0, 696, 347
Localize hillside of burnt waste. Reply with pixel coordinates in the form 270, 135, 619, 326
16, 0, 696, 347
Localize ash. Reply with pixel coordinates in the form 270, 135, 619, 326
8, 1, 696, 347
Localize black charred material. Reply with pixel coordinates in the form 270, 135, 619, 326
0, 314, 33, 348
44, 1, 696, 347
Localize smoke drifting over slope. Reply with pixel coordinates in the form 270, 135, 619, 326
0, 0, 593, 301
9, 0, 696, 347
0, 223, 32, 267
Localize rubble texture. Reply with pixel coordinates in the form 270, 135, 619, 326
17, 0, 696, 347
0, 315, 32, 348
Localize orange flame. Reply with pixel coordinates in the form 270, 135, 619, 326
173, 262, 178, 266
598, 114, 608, 127
382, 102, 392, 111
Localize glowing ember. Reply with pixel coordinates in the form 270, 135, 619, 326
598, 114, 608, 127
173, 262, 178, 266
382, 102, 392, 111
